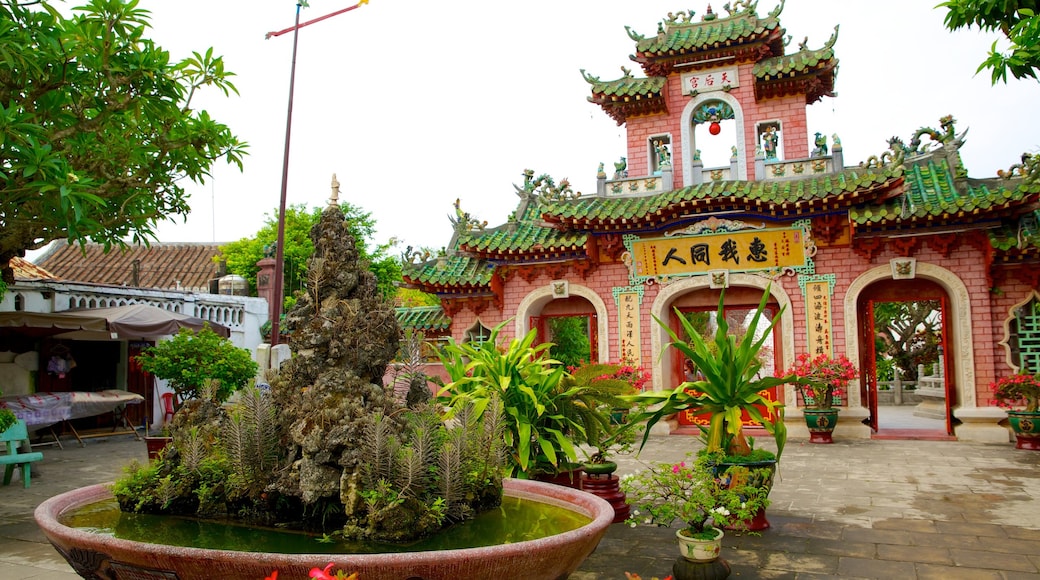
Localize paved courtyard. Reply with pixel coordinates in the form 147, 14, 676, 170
1, 426, 1038, 579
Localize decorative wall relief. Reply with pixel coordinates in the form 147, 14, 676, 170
890, 257, 916, 280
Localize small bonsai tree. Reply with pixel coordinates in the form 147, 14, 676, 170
136, 326, 258, 406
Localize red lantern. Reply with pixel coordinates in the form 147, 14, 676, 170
708, 121, 721, 135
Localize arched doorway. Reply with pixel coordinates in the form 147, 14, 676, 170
530, 296, 599, 367
515, 283, 610, 365
661, 285, 784, 429
857, 279, 955, 437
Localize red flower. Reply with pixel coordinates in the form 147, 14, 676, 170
989, 373, 1040, 412
309, 563, 336, 580
265, 572, 278, 580
780, 353, 858, 409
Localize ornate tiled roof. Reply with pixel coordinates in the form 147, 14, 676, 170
582, 70, 667, 126
850, 157, 1038, 233
404, 138, 1039, 292
457, 219, 588, 258
402, 255, 494, 292
990, 210, 1040, 268
540, 166, 902, 231
586, 3, 837, 123
395, 306, 451, 333
628, 3, 786, 76
752, 26, 839, 103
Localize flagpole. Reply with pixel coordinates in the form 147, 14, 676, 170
267, 0, 370, 346
269, 2, 302, 346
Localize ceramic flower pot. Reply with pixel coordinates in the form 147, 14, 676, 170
144, 436, 172, 461
580, 463, 630, 524
803, 408, 839, 444
714, 458, 776, 531
1007, 411, 1040, 450
676, 527, 723, 562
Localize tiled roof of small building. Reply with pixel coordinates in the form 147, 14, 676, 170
10, 257, 57, 281
35, 241, 224, 292
395, 306, 451, 333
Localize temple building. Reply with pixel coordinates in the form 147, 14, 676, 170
401, 3, 1040, 442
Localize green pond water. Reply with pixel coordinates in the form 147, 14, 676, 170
62, 496, 591, 554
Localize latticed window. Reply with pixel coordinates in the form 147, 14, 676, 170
1009, 295, 1040, 373
465, 321, 492, 348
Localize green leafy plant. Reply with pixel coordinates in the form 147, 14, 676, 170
626, 288, 792, 460
563, 362, 646, 464
436, 321, 623, 478
0, 389, 16, 434
0, 0, 247, 282
621, 451, 770, 539
136, 326, 258, 405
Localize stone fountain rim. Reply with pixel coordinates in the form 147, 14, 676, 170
35, 477, 613, 568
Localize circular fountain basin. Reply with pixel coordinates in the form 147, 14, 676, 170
36, 478, 613, 580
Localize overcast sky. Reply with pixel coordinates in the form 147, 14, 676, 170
96, 1, 1040, 257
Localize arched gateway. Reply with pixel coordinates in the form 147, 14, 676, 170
401, 5, 1037, 444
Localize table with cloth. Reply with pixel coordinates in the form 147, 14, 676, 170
0, 390, 144, 448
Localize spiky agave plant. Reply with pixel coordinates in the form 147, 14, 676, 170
627, 287, 792, 460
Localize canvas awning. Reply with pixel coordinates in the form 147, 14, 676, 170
0, 304, 230, 340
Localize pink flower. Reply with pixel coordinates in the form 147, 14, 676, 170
309, 563, 336, 580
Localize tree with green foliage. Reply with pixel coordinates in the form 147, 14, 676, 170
940, 0, 1040, 83
0, 0, 247, 286
548, 316, 592, 368
873, 301, 942, 381
136, 326, 258, 406
219, 203, 402, 305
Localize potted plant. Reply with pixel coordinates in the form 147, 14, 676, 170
436, 322, 629, 484
991, 372, 1040, 450
621, 451, 770, 564
143, 423, 173, 461
781, 352, 858, 443
624, 287, 792, 529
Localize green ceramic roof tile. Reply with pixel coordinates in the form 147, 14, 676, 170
585, 74, 667, 99
989, 207, 1040, 252
395, 306, 451, 332
541, 165, 900, 223
849, 158, 1034, 226
753, 44, 836, 79
634, 11, 781, 55
460, 221, 587, 254
403, 255, 493, 288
